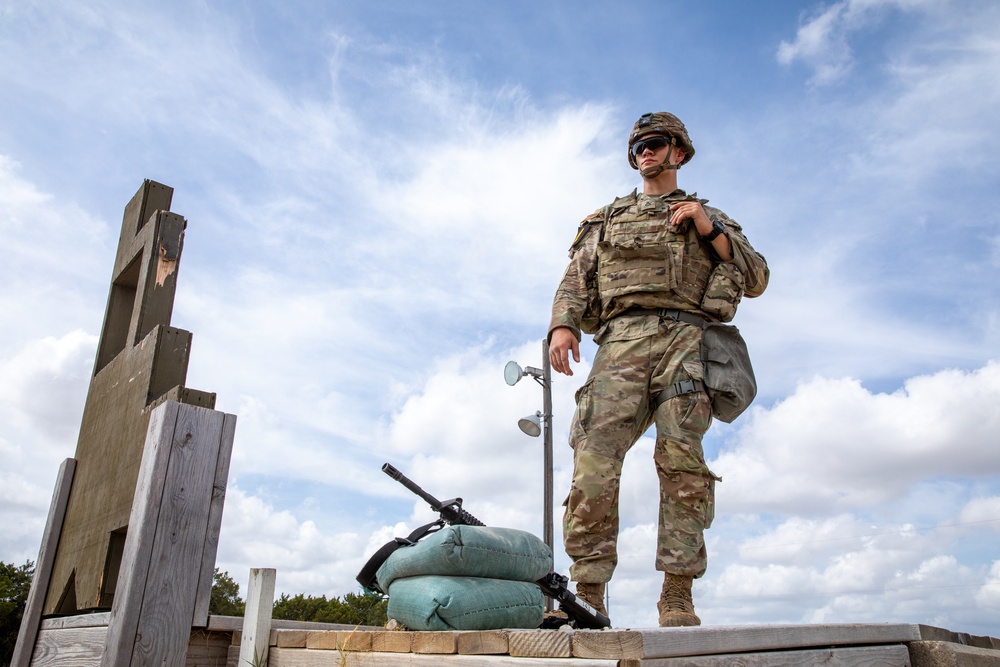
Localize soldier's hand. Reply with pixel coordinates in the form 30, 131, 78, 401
669, 200, 711, 235
549, 327, 580, 376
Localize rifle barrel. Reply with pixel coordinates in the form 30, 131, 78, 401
382, 462, 443, 508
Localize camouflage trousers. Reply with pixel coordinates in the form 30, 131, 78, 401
563, 319, 717, 584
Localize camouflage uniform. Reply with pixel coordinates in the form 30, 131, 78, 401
549, 189, 768, 584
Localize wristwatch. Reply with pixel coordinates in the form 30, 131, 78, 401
701, 219, 726, 242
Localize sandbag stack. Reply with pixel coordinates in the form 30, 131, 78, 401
375, 525, 552, 631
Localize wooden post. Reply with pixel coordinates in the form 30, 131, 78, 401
10, 459, 77, 667
101, 401, 237, 667
240, 568, 277, 667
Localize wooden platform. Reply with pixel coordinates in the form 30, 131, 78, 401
27, 614, 1000, 667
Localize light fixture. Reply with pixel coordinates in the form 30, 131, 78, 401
518, 411, 542, 437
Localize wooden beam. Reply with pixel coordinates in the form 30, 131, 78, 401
573, 623, 925, 660
267, 647, 618, 666
25, 626, 105, 667
11, 458, 77, 667
637, 644, 912, 666
192, 413, 237, 627
508, 629, 572, 658
239, 568, 277, 667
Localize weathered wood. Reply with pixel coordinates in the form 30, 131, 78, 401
267, 647, 617, 666
508, 629, 573, 658
28, 626, 105, 667
101, 401, 179, 666
102, 402, 231, 666
612, 623, 925, 660
46, 180, 218, 617
12, 458, 77, 667
192, 413, 237, 627
639, 644, 912, 666
571, 629, 643, 659
412, 631, 459, 654
239, 568, 276, 667
40, 613, 111, 630
131, 405, 228, 665
457, 630, 510, 655
908, 640, 1000, 667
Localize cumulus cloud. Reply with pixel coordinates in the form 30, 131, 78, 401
714, 362, 1000, 514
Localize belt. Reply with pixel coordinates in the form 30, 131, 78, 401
618, 307, 709, 329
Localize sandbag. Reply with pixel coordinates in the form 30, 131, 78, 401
386, 575, 544, 631
375, 525, 551, 591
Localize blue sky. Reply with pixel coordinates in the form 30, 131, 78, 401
2, 0, 999, 634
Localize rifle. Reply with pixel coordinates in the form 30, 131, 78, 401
369, 462, 611, 629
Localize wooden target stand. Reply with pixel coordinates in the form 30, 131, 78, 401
12, 181, 237, 667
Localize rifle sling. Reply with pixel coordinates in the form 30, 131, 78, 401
356, 520, 443, 593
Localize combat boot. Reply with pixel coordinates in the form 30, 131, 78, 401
575, 582, 608, 617
657, 574, 701, 627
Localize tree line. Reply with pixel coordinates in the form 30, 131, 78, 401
2, 561, 387, 666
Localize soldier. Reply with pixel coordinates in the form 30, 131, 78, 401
548, 112, 769, 626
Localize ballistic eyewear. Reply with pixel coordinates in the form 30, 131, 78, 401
630, 135, 674, 157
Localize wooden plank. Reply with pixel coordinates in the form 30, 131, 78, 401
28, 626, 105, 667
457, 630, 509, 655
192, 413, 237, 627
267, 647, 618, 666
275, 630, 308, 648
102, 401, 179, 666
40, 613, 111, 631
908, 641, 1000, 667
372, 630, 414, 653
610, 623, 924, 660
638, 644, 911, 666
239, 568, 276, 667
572, 630, 643, 659
508, 629, 573, 658
338, 630, 374, 652
411, 631, 458, 653
103, 403, 229, 666
304, 631, 339, 650
12, 459, 78, 667
206, 615, 379, 633
129, 405, 227, 665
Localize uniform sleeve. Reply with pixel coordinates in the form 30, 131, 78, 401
716, 212, 769, 298
548, 216, 601, 342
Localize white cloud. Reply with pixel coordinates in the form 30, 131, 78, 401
714, 361, 1000, 514
777, 0, 937, 85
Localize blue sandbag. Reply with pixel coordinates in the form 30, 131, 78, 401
386, 575, 544, 631
375, 525, 551, 590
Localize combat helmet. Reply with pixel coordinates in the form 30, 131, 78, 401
627, 112, 695, 171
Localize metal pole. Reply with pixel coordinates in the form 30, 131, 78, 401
541, 338, 554, 609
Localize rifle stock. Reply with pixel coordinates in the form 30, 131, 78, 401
379, 463, 611, 629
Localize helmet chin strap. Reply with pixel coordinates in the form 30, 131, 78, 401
638, 146, 681, 178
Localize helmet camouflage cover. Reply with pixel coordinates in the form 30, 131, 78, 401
628, 112, 695, 169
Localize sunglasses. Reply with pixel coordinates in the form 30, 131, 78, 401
630, 136, 673, 157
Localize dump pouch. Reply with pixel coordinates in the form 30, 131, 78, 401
701, 322, 757, 423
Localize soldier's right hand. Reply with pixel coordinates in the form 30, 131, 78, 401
549, 327, 580, 376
